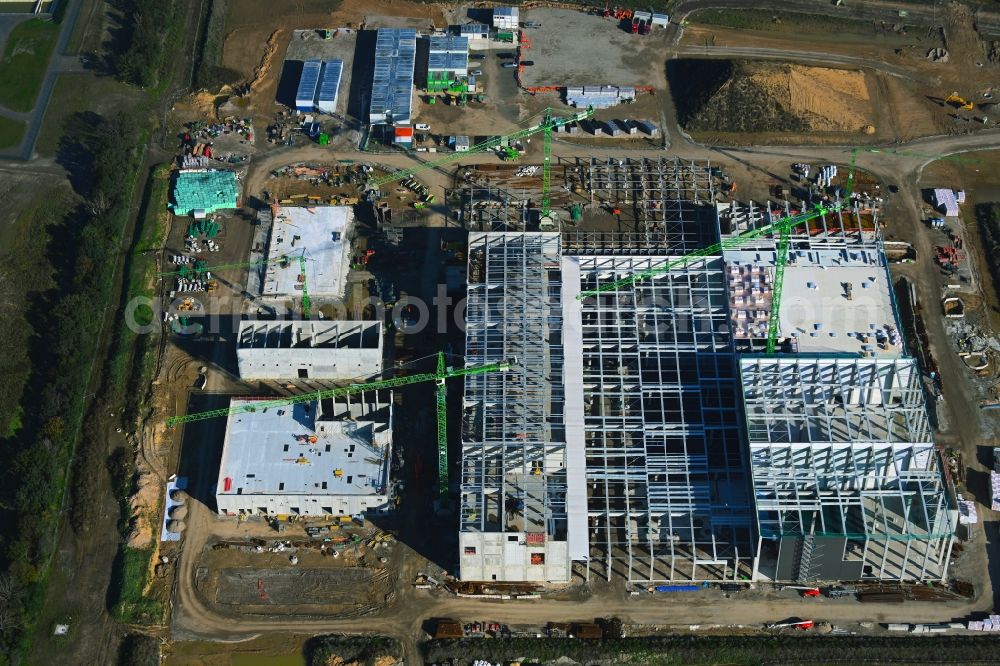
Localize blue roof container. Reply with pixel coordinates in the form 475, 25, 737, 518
295, 60, 322, 112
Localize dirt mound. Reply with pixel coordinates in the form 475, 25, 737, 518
755, 64, 871, 131
674, 60, 874, 133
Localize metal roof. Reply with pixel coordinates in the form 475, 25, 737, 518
296, 60, 322, 108
494, 6, 518, 17
370, 28, 417, 125
428, 52, 468, 72
317, 60, 343, 104
458, 23, 489, 34
428, 35, 469, 54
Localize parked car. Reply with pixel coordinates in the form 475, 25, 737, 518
471, 69, 483, 76
469, 53, 485, 60
497, 52, 516, 59
520, 60, 534, 66
501, 61, 517, 68
415, 123, 431, 131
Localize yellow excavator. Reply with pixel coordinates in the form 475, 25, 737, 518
946, 92, 975, 111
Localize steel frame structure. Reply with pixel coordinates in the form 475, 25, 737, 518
460, 232, 571, 581
572, 253, 754, 583
586, 157, 716, 247
741, 356, 954, 582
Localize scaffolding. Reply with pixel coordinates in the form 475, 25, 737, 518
460, 232, 570, 582
741, 356, 954, 582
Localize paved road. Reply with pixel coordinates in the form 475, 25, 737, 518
0, 0, 86, 161
170, 498, 988, 665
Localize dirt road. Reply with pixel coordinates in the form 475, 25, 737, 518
170, 130, 1000, 666
172, 494, 989, 664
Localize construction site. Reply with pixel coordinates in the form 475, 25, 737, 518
83, 0, 1000, 663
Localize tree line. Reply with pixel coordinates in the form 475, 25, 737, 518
114, 0, 177, 88
0, 112, 142, 660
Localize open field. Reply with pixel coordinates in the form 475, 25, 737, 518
688, 8, 916, 39
0, 18, 58, 111
35, 73, 145, 156
165, 634, 311, 665
0, 114, 23, 147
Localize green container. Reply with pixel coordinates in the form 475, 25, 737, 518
318, 133, 330, 145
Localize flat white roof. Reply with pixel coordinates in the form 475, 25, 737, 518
725, 248, 902, 357
263, 206, 353, 298
217, 398, 391, 498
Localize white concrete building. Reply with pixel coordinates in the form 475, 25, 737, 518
492, 6, 519, 30
237, 320, 383, 381
261, 206, 354, 300
216, 393, 393, 517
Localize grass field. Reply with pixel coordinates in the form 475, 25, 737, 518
36, 73, 144, 156
110, 546, 162, 623
0, 114, 24, 148
688, 8, 881, 34
0, 18, 59, 111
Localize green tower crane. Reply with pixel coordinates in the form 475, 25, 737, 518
541, 107, 554, 221
166, 355, 515, 504
368, 106, 594, 190
299, 253, 311, 319
576, 201, 840, 300
435, 352, 449, 501
765, 228, 790, 354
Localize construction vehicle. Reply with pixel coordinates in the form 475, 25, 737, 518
945, 92, 974, 111
167, 353, 515, 504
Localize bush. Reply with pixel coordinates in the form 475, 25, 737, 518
975, 202, 1000, 295
0, 112, 147, 659
114, 0, 177, 87
422, 635, 1000, 665
306, 635, 402, 666
118, 632, 160, 666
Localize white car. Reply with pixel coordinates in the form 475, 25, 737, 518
415, 123, 431, 131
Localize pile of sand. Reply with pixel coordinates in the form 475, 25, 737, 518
750, 64, 872, 131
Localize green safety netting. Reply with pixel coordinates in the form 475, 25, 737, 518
170, 170, 239, 215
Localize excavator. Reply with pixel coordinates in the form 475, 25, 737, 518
946, 91, 974, 111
